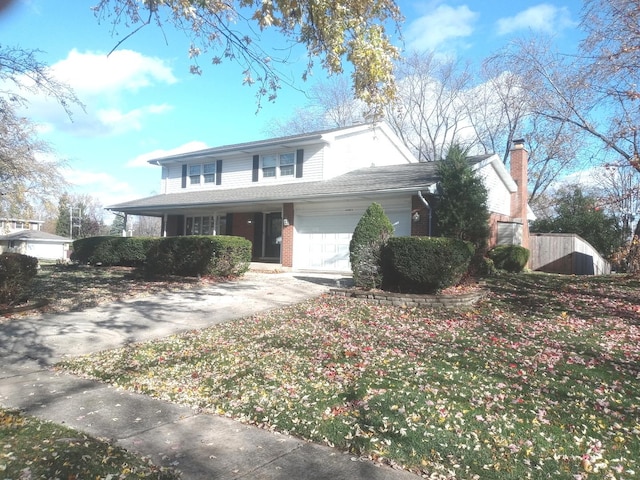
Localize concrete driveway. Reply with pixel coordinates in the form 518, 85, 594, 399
0, 271, 350, 370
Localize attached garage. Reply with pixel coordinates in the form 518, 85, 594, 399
293, 199, 411, 272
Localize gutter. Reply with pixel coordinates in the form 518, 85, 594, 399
417, 190, 432, 237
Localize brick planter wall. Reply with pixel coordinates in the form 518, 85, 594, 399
329, 288, 487, 308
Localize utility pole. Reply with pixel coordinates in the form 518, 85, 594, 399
69, 206, 82, 239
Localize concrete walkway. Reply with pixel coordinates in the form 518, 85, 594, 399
0, 271, 419, 480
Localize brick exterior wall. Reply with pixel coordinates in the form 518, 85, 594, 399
232, 212, 255, 249
411, 195, 429, 236
282, 203, 294, 267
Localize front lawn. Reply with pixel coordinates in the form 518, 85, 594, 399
59, 273, 640, 479
0, 407, 177, 479
1, 265, 201, 318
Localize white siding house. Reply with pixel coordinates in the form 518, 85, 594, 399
109, 123, 530, 272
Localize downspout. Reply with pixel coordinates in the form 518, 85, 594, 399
417, 191, 432, 237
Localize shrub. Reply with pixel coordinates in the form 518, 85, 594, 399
145, 236, 251, 277
487, 245, 530, 273
0, 253, 38, 304
349, 203, 394, 289
381, 237, 474, 294
71, 237, 156, 266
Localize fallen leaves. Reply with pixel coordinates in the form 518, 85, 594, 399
57, 272, 640, 479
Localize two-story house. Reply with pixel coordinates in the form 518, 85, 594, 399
109, 123, 531, 272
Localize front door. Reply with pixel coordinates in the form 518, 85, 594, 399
264, 212, 282, 259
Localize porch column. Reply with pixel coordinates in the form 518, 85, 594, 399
282, 203, 294, 267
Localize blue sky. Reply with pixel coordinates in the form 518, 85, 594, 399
1, 0, 584, 215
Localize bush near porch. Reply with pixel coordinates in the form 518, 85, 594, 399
145, 235, 251, 277
71, 235, 251, 278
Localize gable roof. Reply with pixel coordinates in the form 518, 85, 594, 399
109, 155, 496, 215
148, 122, 414, 165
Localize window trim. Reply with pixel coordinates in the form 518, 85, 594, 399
186, 162, 218, 186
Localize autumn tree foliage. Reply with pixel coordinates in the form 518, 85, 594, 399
93, 0, 402, 116
0, 45, 80, 218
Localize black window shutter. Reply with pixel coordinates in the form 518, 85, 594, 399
216, 160, 222, 185
296, 149, 304, 178
252, 155, 260, 182
181, 164, 187, 188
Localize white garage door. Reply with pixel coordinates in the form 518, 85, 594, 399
294, 201, 411, 272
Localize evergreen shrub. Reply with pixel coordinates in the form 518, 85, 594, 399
0, 253, 39, 304
487, 245, 530, 273
145, 236, 251, 277
381, 237, 473, 294
71, 236, 156, 266
349, 203, 394, 289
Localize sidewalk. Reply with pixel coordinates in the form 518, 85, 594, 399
0, 271, 419, 480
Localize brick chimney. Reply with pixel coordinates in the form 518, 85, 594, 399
510, 139, 530, 250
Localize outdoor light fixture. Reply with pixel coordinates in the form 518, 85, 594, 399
412, 211, 421, 223
283, 218, 290, 227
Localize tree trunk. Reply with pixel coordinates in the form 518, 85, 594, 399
626, 218, 640, 274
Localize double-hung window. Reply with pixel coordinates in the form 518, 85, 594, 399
189, 165, 201, 185
203, 163, 216, 183
262, 153, 295, 179
279, 153, 295, 176
262, 155, 277, 178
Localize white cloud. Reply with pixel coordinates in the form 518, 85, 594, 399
405, 5, 478, 52
61, 166, 146, 212
13, 49, 177, 138
126, 141, 210, 168
496, 4, 575, 36
51, 49, 177, 95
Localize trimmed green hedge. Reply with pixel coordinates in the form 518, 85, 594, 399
381, 237, 474, 294
487, 245, 530, 273
0, 253, 38, 304
145, 236, 251, 277
71, 237, 156, 267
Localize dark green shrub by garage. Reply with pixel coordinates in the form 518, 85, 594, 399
381, 237, 473, 294
487, 245, 530, 273
0, 253, 38, 304
145, 236, 251, 278
349, 203, 394, 289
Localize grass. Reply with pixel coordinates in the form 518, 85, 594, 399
0, 407, 178, 479
1, 264, 201, 318
57, 272, 640, 479
1, 265, 199, 478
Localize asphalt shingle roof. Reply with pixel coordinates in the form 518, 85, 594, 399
0, 230, 71, 242
109, 156, 493, 213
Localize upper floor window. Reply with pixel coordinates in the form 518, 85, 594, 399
262, 153, 295, 178
189, 163, 217, 185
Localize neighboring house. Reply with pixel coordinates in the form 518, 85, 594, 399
0, 229, 71, 261
0, 218, 44, 234
109, 123, 531, 272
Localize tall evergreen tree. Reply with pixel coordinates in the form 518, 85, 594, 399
55, 194, 71, 238
436, 144, 490, 248
110, 214, 126, 236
